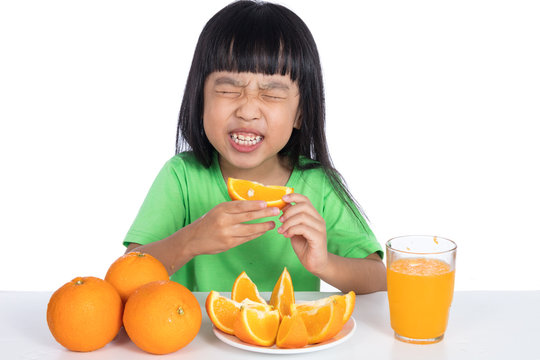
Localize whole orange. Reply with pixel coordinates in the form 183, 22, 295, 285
105, 251, 169, 303
123, 280, 202, 354
46, 276, 123, 352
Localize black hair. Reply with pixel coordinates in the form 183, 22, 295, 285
176, 0, 367, 219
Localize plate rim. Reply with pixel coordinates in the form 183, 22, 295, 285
212, 317, 356, 354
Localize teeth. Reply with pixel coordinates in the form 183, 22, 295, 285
231, 133, 262, 146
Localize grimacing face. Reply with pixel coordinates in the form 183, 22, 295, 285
203, 71, 301, 175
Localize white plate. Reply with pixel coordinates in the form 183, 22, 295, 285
212, 317, 356, 354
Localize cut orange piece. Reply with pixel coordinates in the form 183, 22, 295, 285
240, 298, 273, 311
269, 267, 295, 319
231, 271, 267, 304
227, 177, 294, 209
296, 296, 346, 344
233, 305, 280, 347
205, 291, 241, 335
340, 291, 356, 325
276, 313, 308, 349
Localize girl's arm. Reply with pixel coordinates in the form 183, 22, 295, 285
125, 200, 279, 275
279, 193, 387, 294
124, 226, 196, 276
314, 253, 387, 294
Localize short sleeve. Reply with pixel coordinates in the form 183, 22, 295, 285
322, 180, 383, 260
123, 159, 187, 247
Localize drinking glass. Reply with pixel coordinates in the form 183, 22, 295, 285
386, 235, 457, 344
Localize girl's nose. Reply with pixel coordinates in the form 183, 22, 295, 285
235, 94, 262, 121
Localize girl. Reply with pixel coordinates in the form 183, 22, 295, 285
123, 0, 386, 294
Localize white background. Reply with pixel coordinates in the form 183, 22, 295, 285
1, 0, 539, 292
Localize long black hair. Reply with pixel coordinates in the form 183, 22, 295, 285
176, 0, 367, 219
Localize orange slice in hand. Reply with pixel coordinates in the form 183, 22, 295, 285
296, 296, 346, 344
269, 267, 295, 319
231, 271, 268, 304
276, 312, 309, 349
233, 305, 280, 347
205, 291, 241, 335
227, 177, 293, 209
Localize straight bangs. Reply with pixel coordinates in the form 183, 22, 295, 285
202, 3, 302, 81
180, 1, 323, 168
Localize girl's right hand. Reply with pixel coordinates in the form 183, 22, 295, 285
183, 200, 279, 256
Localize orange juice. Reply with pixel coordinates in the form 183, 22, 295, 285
387, 258, 455, 343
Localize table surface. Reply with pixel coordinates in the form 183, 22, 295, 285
1, 290, 538, 359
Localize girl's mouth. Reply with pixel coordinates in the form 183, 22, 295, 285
229, 132, 264, 152
230, 133, 263, 146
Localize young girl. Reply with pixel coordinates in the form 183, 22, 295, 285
123, 0, 386, 294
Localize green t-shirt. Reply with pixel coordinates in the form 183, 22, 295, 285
123, 151, 382, 291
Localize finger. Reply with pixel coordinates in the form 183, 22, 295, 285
281, 223, 321, 240
232, 229, 274, 246
280, 202, 323, 224
226, 200, 268, 213
282, 193, 309, 205
235, 206, 281, 223
281, 193, 318, 217
232, 221, 276, 238
278, 212, 324, 235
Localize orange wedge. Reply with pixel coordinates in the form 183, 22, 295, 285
276, 312, 308, 349
231, 271, 267, 304
233, 305, 280, 347
340, 291, 356, 325
269, 267, 295, 319
296, 296, 346, 344
205, 291, 241, 335
227, 177, 293, 209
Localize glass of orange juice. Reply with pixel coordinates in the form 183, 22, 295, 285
386, 235, 457, 344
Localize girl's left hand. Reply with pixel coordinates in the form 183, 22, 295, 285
277, 193, 328, 275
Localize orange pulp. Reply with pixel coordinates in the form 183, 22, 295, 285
387, 258, 455, 343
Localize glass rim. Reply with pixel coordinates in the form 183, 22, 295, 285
385, 235, 457, 255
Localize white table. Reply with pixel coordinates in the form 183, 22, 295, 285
1, 290, 538, 359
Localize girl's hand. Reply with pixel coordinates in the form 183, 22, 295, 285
185, 200, 279, 256
277, 193, 328, 275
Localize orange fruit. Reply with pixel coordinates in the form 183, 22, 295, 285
46, 276, 123, 352
269, 267, 295, 319
240, 298, 274, 311
233, 304, 280, 347
123, 280, 202, 355
227, 177, 294, 209
276, 312, 309, 349
205, 268, 355, 348
296, 295, 346, 344
105, 251, 169, 303
339, 291, 356, 325
205, 290, 241, 335
231, 271, 267, 304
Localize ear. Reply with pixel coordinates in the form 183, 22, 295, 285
293, 111, 302, 129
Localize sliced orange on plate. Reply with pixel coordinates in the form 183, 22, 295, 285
276, 312, 309, 349
206, 268, 354, 349
269, 267, 295, 319
231, 271, 267, 304
205, 291, 241, 335
340, 291, 356, 326
233, 304, 280, 347
296, 295, 346, 344
227, 177, 293, 209
206, 291, 272, 336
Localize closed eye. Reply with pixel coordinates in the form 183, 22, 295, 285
216, 91, 241, 97
262, 94, 286, 100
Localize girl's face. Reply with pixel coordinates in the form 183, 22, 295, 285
203, 71, 301, 178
